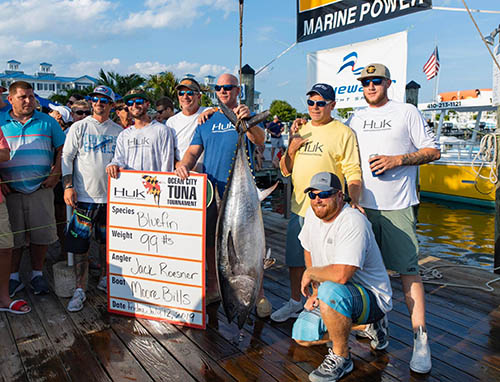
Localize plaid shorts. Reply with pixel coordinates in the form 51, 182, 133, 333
65, 202, 106, 254
292, 281, 384, 342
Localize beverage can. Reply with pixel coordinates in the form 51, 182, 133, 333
369, 154, 381, 177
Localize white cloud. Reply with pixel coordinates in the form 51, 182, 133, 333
120, 0, 236, 31
131, 60, 232, 79
0, 0, 114, 36
65, 58, 121, 77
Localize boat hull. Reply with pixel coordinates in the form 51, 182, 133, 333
419, 161, 495, 209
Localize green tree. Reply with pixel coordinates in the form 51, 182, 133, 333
145, 72, 178, 106
269, 100, 297, 122
336, 107, 353, 121
48, 86, 93, 105
97, 69, 145, 98
200, 93, 214, 107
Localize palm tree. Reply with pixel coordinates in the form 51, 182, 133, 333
145, 71, 178, 106
97, 69, 145, 98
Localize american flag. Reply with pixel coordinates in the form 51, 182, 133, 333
423, 47, 440, 80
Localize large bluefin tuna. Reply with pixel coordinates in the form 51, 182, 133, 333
215, 101, 275, 329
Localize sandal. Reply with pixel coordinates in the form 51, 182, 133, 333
0, 299, 31, 315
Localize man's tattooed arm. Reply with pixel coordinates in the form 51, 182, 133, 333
401, 148, 441, 166
62, 174, 73, 188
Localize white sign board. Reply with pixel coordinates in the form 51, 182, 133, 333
492, 45, 500, 107
107, 170, 207, 329
307, 31, 407, 108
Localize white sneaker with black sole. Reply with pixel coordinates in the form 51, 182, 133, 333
358, 315, 389, 350
67, 288, 86, 312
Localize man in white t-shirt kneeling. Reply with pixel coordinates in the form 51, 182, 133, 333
292, 172, 392, 382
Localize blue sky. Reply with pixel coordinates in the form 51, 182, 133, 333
0, 0, 498, 112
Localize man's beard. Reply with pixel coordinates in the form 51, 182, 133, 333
131, 109, 147, 119
364, 88, 388, 106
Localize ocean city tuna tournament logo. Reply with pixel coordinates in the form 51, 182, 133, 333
142, 175, 161, 206
337, 52, 364, 76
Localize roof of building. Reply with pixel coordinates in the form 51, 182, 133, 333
0, 72, 98, 83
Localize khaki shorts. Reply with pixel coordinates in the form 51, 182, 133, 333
6, 188, 58, 249
0, 201, 14, 249
365, 206, 419, 275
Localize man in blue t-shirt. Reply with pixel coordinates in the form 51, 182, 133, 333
0, 81, 65, 297
267, 115, 284, 161
175, 73, 271, 315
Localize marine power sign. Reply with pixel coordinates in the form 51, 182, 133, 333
297, 0, 432, 42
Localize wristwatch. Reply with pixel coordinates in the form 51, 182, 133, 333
64, 184, 74, 190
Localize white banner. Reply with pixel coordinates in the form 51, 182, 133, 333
107, 170, 207, 329
492, 45, 500, 107
307, 31, 407, 109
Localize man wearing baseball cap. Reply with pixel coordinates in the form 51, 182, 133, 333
167, 78, 207, 168
62, 84, 122, 311
107, 88, 175, 177
347, 63, 440, 373
292, 171, 392, 382
271, 82, 362, 323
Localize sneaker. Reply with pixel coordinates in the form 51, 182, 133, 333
309, 348, 353, 382
9, 279, 25, 298
30, 275, 49, 295
410, 326, 432, 373
270, 298, 303, 322
256, 297, 272, 318
67, 288, 86, 312
97, 276, 107, 292
361, 315, 389, 350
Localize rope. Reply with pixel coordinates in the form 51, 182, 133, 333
470, 133, 498, 194
460, 0, 500, 72
255, 41, 298, 76
391, 265, 500, 292
0, 220, 68, 238
432, 6, 500, 15
239, 0, 244, 95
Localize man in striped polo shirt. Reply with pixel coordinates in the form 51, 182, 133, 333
0, 81, 66, 297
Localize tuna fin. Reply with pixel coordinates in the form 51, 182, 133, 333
247, 110, 270, 128
217, 97, 238, 126
257, 182, 278, 202
227, 231, 238, 269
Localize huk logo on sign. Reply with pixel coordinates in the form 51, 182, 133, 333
142, 175, 162, 206
337, 51, 364, 76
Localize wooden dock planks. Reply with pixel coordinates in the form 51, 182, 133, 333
1, 210, 498, 381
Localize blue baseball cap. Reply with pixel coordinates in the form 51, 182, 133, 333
306, 83, 335, 101
90, 85, 115, 102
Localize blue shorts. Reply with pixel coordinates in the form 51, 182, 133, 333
65, 202, 107, 254
292, 281, 385, 342
285, 213, 305, 267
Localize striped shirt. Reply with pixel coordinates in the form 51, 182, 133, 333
0, 110, 65, 193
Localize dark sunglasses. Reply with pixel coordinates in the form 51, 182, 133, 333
116, 106, 129, 112
178, 90, 195, 96
307, 99, 331, 108
214, 84, 237, 92
361, 77, 384, 87
126, 98, 145, 106
74, 110, 91, 116
307, 190, 336, 200
92, 96, 110, 104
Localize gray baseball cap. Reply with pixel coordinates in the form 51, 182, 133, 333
357, 63, 391, 81
304, 172, 342, 193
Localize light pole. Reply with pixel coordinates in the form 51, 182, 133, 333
485, 24, 500, 274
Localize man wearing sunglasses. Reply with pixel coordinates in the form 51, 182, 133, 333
347, 63, 440, 374
155, 97, 175, 124
293, 171, 391, 382
70, 100, 91, 123
272, 83, 362, 324
62, 85, 123, 312
175, 73, 270, 316
167, 78, 207, 171
107, 89, 176, 178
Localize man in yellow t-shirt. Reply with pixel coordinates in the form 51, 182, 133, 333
271, 83, 363, 323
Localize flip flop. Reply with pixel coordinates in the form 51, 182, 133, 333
0, 299, 31, 315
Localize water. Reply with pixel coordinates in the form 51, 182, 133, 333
417, 199, 494, 270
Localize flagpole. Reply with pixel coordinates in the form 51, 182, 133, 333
433, 46, 440, 101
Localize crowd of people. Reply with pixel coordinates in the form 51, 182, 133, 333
0, 63, 440, 382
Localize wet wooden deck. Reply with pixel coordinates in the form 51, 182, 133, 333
2, 210, 500, 382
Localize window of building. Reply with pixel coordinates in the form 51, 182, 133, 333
37, 83, 43, 90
